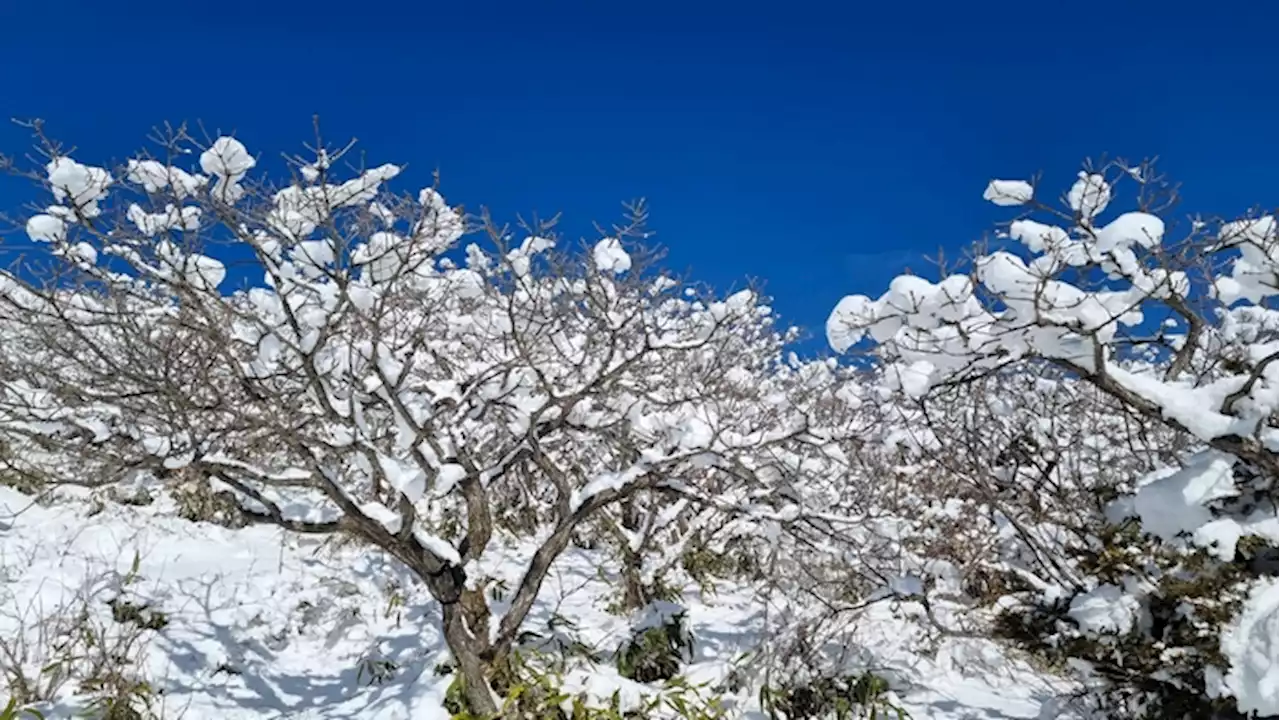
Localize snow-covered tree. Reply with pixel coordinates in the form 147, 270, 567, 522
0, 122, 861, 715
828, 161, 1278, 718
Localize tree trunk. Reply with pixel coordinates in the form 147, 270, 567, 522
619, 546, 648, 611
442, 603, 499, 716
615, 498, 650, 611
374, 534, 499, 716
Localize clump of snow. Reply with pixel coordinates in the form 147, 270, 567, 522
826, 294, 875, 353
376, 452, 426, 503
593, 238, 632, 274
46, 157, 112, 217
270, 164, 401, 239
415, 188, 465, 248
1214, 215, 1278, 305
1067, 583, 1140, 635
887, 574, 925, 598
1130, 451, 1237, 542
435, 463, 467, 495
298, 149, 331, 182
360, 501, 403, 534
412, 529, 462, 566
199, 137, 255, 203
983, 179, 1034, 206
349, 189, 462, 285
571, 465, 650, 512
1067, 172, 1111, 221
200, 137, 255, 177
1107, 366, 1252, 442
886, 360, 936, 399
26, 213, 67, 243
1193, 518, 1245, 561
1209, 578, 1279, 716
1220, 216, 1279, 246
1009, 219, 1071, 254
1095, 212, 1164, 251
154, 241, 226, 290
66, 242, 97, 265
126, 203, 201, 237
125, 159, 208, 198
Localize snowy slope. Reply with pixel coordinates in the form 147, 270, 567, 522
0, 486, 1074, 719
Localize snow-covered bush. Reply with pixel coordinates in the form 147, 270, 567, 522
614, 603, 693, 683
828, 161, 1278, 718
0, 548, 163, 719
0, 122, 867, 716
758, 670, 907, 720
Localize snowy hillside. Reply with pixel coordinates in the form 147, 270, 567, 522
1, 485, 1069, 719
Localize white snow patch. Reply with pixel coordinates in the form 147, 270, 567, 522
592, 237, 632, 274
411, 528, 462, 566
435, 463, 467, 495
1067, 172, 1111, 221
200, 137, 255, 203
376, 453, 427, 503
1211, 577, 1279, 716
26, 213, 69, 244
46, 157, 112, 217
1193, 518, 1245, 561
1067, 583, 1140, 635
1132, 451, 1238, 541
983, 179, 1034, 206
0, 486, 1080, 720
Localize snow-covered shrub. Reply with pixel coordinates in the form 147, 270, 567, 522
0, 121, 868, 716
442, 649, 727, 720
828, 160, 1278, 718
0, 440, 43, 496
758, 671, 907, 720
0, 550, 163, 719
162, 466, 247, 528
615, 602, 694, 683
990, 479, 1272, 717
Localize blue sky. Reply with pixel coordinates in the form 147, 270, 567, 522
1, 0, 1275, 347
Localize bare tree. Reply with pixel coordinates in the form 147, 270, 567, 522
0, 121, 862, 714
828, 161, 1278, 717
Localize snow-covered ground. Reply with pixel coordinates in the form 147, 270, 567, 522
0, 486, 1075, 719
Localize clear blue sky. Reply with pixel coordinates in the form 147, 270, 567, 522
1, 0, 1275, 347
